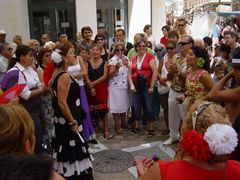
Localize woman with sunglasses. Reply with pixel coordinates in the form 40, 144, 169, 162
128, 39, 157, 136
108, 42, 130, 134
94, 34, 108, 62
157, 41, 177, 135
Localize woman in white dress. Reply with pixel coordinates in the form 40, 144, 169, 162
108, 42, 130, 134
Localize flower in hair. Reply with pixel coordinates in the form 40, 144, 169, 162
51, 51, 62, 64
197, 57, 205, 68
203, 124, 238, 155
181, 130, 211, 161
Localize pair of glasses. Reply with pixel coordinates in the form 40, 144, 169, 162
115, 49, 124, 52
7, 48, 13, 51
138, 45, 146, 48
166, 47, 174, 50
178, 24, 185, 27
178, 42, 191, 46
96, 38, 104, 41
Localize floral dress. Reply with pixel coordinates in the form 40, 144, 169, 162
184, 68, 209, 111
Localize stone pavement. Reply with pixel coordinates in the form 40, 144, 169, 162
90, 114, 178, 180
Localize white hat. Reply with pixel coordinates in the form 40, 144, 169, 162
0, 30, 6, 34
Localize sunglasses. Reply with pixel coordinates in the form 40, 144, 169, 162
166, 47, 174, 50
7, 48, 13, 51
115, 48, 124, 52
178, 42, 191, 46
96, 38, 104, 41
178, 24, 185, 27
138, 45, 146, 48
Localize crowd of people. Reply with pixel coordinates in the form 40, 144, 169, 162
0, 14, 240, 179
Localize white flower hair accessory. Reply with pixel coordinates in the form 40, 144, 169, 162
51, 50, 62, 64
203, 124, 238, 155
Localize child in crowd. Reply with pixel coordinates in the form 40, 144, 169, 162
212, 64, 226, 83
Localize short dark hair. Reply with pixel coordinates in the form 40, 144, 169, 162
203, 36, 212, 46
0, 155, 53, 180
224, 31, 238, 42
58, 32, 67, 38
15, 45, 34, 62
115, 28, 125, 36
220, 44, 231, 55
81, 26, 93, 37
168, 30, 179, 39
143, 24, 152, 32
162, 25, 170, 32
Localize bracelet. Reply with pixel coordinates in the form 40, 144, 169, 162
69, 120, 78, 127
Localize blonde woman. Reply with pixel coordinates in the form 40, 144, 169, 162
85, 43, 112, 139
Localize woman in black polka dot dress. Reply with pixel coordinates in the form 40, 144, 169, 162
49, 42, 93, 180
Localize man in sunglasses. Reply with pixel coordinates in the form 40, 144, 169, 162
163, 35, 194, 145
0, 42, 13, 84
177, 18, 189, 37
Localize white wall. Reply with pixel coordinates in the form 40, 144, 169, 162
0, 0, 30, 47
128, 0, 151, 43
76, 0, 97, 37
152, 0, 166, 45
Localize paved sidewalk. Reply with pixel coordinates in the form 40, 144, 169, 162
90, 115, 177, 180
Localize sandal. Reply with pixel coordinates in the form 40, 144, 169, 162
116, 128, 124, 134
104, 133, 114, 139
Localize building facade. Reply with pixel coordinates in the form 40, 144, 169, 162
0, 0, 166, 47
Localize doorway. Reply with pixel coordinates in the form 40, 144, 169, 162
28, 0, 76, 42
96, 0, 128, 48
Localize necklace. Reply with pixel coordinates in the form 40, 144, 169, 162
91, 59, 102, 69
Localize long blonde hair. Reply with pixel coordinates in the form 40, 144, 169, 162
0, 104, 35, 156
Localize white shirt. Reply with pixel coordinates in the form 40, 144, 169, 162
8, 62, 41, 100
68, 63, 84, 86
108, 55, 129, 89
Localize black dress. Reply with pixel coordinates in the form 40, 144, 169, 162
52, 72, 93, 180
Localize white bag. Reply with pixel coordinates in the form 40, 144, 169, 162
156, 81, 170, 95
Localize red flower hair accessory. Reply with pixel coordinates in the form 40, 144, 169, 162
181, 130, 212, 161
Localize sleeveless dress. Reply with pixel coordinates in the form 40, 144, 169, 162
86, 61, 108, 119
184, 68, 209, 111
52, 72, 93, 180
68, 63, 96, 142
158, 160, 240, 179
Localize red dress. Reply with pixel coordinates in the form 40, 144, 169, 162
86, 61, 108, 119
158, 160, 240, 180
